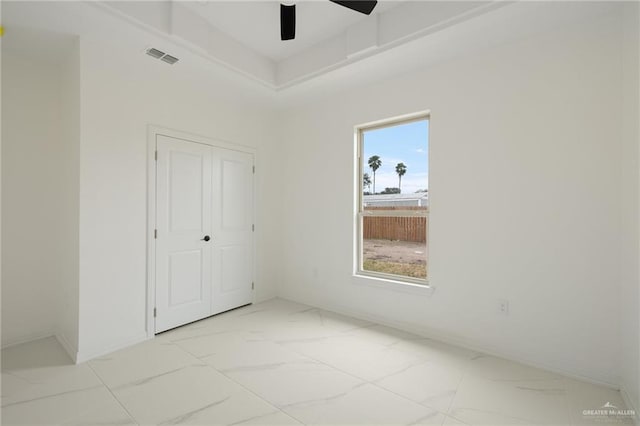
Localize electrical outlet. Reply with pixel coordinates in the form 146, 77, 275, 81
498, 299, 509, 315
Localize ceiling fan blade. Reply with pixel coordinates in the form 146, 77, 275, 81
329, 0, 377, 15
281, 4, 296, 40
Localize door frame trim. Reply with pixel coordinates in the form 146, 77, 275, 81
146, 125, 257, 338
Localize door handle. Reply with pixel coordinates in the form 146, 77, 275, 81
201, 235, 211, 242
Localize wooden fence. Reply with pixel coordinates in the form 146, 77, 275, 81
363, 207, 428, 243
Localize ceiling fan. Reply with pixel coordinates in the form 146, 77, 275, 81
280, 1, 378, 40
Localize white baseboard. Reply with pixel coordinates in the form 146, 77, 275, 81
75, 332, 150, 364
3, 330, 157, 365
2, 330, 80, 365
254, 293, 277, 305
621, 386, 640, 425
1, 330, 57, 350
277, 295, 621, 390
55, 332, 78, 363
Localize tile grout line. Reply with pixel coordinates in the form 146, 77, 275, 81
440, 357, 474, 425
1, 301, 604, 426
86, 362, 141, 426
171, 309, 458, 422
267, 333, 455, 420
270, 311, 572, 426
444, 363, 574, 426
0, 384, 105, 408
169, 339, 309, 425
150, 303, 581, 426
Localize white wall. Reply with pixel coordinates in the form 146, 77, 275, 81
621, 1, 640, 413
1, 28, 80, 350
1, 2, 283, 361
57, 36, 81, 355
74, 5, 282, 361
3, 2, 638, 392
279, 3, 627, 386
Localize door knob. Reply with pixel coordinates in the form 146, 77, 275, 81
201, 235, 211, 242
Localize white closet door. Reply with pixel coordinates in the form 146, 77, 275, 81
155, 135, 213, 333
211, 148, 254, 314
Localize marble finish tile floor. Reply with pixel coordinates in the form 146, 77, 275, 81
1, 298, 633, 425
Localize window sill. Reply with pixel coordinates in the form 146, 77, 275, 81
352, 273, 435, 296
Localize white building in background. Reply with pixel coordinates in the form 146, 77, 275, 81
363, 192, 429, 208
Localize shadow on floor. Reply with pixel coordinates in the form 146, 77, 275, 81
2, 336, 74, 370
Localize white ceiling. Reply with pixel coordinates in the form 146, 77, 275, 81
3, 1, 619, 107
81, 1, 507, 89
181, 1, 401, 62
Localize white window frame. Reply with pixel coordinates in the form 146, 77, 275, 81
355, 112, 430, 286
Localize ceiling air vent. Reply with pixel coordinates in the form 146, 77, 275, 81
160, 54, 179, 65
146, 48, 165, 59
145, 48, 180, 65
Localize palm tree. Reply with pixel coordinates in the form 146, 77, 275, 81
368, 156, 382, 194
395, 162, 407, 193
363, 173, 372, 193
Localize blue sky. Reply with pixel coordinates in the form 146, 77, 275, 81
363, 119, 429, 194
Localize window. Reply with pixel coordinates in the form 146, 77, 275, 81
356, 114, 429, 285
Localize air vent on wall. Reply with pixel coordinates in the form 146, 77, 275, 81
146, 48, 165, 59
160, 54, 179, 65
145, 47, 179, 65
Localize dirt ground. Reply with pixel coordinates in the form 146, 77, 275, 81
363, 239, 427, 265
